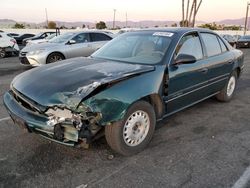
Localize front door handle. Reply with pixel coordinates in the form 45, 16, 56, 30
228, 60, 234, 64
199, 68, 208, 74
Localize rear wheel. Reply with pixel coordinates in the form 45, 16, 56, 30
105, 101, 156, 156
0, 48, 6, 58
46, 53, 65, 64
216, 71, 237, 102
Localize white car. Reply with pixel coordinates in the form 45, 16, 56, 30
0, 32, 19, 58
26, 33, 57, 46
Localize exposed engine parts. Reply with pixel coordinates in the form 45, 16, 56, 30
45, 107, 102, 145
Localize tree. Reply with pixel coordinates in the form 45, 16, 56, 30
82, 24, 86, 29
48, 21, 57, 29
199, 23, 217, 30
13, 23, 25, 29
171, 23, 178, 27
96, 21, 107, 29
181, 0, 203, 27
180, 20, 189, 27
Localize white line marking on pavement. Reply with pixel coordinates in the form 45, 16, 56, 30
0, 117, 10, 122
232, 166, 250, 188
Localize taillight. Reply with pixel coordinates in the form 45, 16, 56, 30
10, 39, 16, 44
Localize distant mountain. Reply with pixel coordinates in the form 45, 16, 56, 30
0, 17, 248, 29
216, 18, 246, 26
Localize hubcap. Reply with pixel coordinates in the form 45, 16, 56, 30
0, 50, 5, 58
123, 110, 150, 147
49, 55, 63, 63
227, 76, 236, 97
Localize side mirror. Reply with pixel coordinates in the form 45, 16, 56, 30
67, 40, 76, 45
174, 54, 197, 65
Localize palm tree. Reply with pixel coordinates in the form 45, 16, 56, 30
182, 0, 185, 27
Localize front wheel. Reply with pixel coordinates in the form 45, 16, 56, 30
0, 48, 6, 58
105, 101, 156, 156
46, 53, 65, 64
216, 71, 237, 102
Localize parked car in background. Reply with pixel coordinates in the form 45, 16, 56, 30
14, 33, 35, 45
0, 32, 19, 58
26, 33, 57, 46
236, 35, 250, 48
234, 35, 241, 41
117, 28, 141, 35
4, 28, 244, 156
8, 33, 19, 37
22, 32, 56, 45
19, 31, 113, 66
222, 34, 237, 47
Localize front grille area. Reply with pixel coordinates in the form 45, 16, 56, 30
10, 89, 47, 114
19, 57, 30, 65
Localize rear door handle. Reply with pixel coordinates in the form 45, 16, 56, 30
199, 68, 208, 73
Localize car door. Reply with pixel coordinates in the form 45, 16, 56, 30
89, 33, 112, 52
64, 33, 92, 58
199, 33, 234, 95
166, 32, 209, 114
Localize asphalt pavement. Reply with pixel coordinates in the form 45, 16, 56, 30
0, 49, 250, 188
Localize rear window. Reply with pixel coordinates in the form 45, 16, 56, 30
201, 33, 222, 57
218, 37, 228, 53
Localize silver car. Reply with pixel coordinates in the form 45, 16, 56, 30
19, 31, 113, 66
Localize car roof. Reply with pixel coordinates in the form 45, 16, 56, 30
134, 27, 214, 35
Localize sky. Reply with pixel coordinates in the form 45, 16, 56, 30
0, 0, 249, 23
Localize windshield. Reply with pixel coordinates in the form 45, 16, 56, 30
46, 33, 56, 40
35, 32, 43, 37
92, 32, 173, 65
49, 33, 74, 43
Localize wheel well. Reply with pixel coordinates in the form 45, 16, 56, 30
141, 94, 164, 119
46, 52, 65, 63
235, 67, 241, 78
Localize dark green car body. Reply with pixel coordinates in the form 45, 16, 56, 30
3, 28, 244, 147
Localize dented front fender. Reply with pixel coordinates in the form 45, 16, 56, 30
82, 66, 165, 125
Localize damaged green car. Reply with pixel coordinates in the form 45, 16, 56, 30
4, 28, 244, 156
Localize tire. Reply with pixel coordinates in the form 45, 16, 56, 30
46, 53, 65, 64
216, 71, 237, 102
105, 101, 156, 156
0, 48, 6, 58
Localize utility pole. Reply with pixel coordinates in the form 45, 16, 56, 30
126, 12, 128, 28
113, 9, 116, 29
45, 8, 49, 28
244, 2, 250, 35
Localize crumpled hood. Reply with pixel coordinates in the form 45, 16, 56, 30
12, 57, 155, 110
21, 42, 61, 52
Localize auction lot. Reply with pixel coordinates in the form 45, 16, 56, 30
0, 49, 250, 188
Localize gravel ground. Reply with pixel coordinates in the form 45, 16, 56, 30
0, 49, 250, 188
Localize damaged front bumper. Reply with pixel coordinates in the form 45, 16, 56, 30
3, 91, 101, 147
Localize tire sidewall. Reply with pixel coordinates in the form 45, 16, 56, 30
0, 48, 6, 58
225, 72, 237, 101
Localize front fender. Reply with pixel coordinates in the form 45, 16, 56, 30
82, 66, 165, 125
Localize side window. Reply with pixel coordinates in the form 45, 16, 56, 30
72, 33, 89, 44
201, 33, 222, 57
218, 37, 228, 53
90, 33, 112, 42
175, 33, 203, 60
